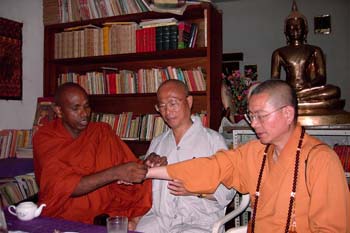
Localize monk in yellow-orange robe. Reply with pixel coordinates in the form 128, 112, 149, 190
166, 125, 350, 232
33, 119, 152, 224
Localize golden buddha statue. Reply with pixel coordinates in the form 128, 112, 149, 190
271, 1, 346, 119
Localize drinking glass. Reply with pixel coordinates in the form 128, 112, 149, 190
107, 216, 128, 233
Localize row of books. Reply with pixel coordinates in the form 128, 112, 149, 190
177, 21, 198, 49
92, 112, 169, 141
57, 66, 206, 95
0, 173, 38, 207
92, 112, 208, 140
0, 129, 33, 159
54, 23, 137, 58
54, 20, 202, 59
137, 18, 199, 52
57, 0, 151, 23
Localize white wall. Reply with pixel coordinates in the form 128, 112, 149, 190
0, 0, 43, 129
0, 0, 348, 130
216, 0, 350, 111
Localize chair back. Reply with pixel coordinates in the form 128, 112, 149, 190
212, 193, 250, 233
226, 225, 248, 233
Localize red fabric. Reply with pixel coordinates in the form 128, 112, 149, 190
33, 119, 151, 224
333, 145, 350, 172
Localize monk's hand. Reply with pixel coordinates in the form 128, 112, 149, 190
128, 216, 141, 230
144, 152, 168, 168
167, 179, 193, 196
116, 180, 133, 185
116, 162, 147, 183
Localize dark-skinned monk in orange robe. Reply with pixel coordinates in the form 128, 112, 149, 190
33, 83, 160, 228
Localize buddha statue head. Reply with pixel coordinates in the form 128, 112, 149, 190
284, 0, 308, 44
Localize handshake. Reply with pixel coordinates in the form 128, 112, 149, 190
116, 152, 167, 185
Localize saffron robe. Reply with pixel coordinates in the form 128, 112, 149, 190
167, 125, 350, 232
33, 119, 152, 224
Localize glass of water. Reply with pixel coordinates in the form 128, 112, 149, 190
107, 216, 128, 233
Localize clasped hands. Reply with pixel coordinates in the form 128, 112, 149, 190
116, 152, 167, 185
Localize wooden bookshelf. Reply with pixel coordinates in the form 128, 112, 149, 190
43, 3, 223, 155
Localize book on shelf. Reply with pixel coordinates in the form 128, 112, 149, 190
136, 27, 156, 52
0, 173, 38, 207
139, 17, 178, 28
188, 23, 198, 48
177, 21, 192, 48
15, 129, 33, 151
15, 173, 38, 199
150, 1, 188, 15
43, 0, 61, 25
78, 0, 91, 20
0, 129, 33, 159
15, 147, 33, 159
152, 0, 186, 8
0, 130, 14, 159
0, 181, 24, 206
64, 24, 100, 32
134, 0, 150, 12
140, 0, 152, 11
154, 24, 178, 51
33, 97, 56, 134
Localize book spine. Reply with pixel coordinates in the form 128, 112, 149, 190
168, 25, 178, 50
189, 23, 198, 48
177, 21, 191, 49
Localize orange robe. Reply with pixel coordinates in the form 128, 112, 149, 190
167, 125, 350, 232
33, 119, 152, 224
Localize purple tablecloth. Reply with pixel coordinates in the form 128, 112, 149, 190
4, 209, 140, 233
0, 158, 33, 178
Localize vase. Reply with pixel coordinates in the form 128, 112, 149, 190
234, 114, 245, 123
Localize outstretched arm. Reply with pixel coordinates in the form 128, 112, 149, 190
72, 162, 147, 197
145, 166, 170, 180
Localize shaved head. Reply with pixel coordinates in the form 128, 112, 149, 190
156, 79, 193, 134
250, 80, 298, 123
157, 79, 189, 98
54, 82, 88, 107
53, 82, 91, 138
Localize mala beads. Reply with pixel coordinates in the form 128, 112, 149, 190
250, 128, 305, 233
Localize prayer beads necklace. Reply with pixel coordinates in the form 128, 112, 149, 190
251, 127, 305, 233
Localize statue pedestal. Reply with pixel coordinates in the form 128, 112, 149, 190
298, 111, 350, 126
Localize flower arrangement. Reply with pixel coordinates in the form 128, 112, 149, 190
222, 70, 252, 116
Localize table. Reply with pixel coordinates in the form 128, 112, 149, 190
0, 158, 33, 178
4, 209, 139, 233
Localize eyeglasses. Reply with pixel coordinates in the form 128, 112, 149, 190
244, 105, 287, 125
155, 98, 185, 113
